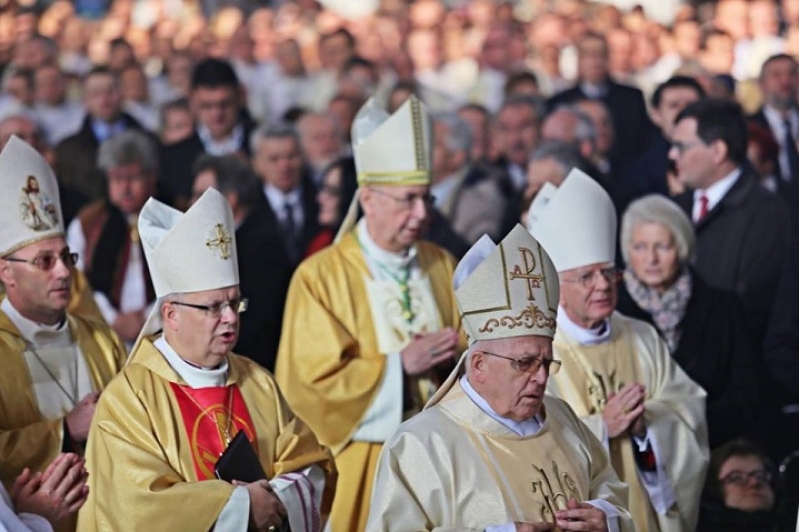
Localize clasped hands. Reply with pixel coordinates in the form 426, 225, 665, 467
233, 479, 286, 532
514, 499, 608, 531
400, 327, 459, 376
11, 452, 89, 526
602, 383, 647, 439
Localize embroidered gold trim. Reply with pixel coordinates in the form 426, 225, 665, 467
206, 223, 233, 260
477, 302, 557, 333
410, 97, 427, 172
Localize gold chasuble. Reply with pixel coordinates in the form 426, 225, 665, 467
78, 337, 336, 532
0, 310, 125, 486
276, 233, 464, 531
548, 312, 708, 532
367, 381, 632, 531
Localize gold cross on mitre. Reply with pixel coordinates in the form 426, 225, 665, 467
206, 223, 233, 260
508, 246, 544, 301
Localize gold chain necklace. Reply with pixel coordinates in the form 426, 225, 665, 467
178, 385, 235, 449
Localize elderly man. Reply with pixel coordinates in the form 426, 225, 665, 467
66, 130, 158, 347
0, 137, 126, 530
79, 188, 336, 531
529, 169, 709, 532
276, 96, 464, 531
368, 224, 633, 532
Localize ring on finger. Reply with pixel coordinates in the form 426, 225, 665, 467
429, 349, 438, 358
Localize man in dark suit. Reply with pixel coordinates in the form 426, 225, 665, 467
190, 154, 292, 371
749, 53, 799, 232
548, 32, 655, 176
672, 99, 790, 342
251, 123, 319, 268
160, 58, 255, 209
54, 67, 150, 201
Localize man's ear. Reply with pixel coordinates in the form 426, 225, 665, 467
0, 260, 15, 287
469, 350, 488, 383
160, 301, 179, 331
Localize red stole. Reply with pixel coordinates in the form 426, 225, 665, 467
169, 383, 258, 480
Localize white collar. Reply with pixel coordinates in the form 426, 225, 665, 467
556, 305, 612, 346
154, 336, 228, 388
693, 167, 741, 214
763, 104, 798, 129
1, 297, 71, 347
263, 184, 302, 212
196, 123, 244, 156
460, 374, 542, 436
357, 218, 417, 271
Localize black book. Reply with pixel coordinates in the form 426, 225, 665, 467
214, 430, 268, 483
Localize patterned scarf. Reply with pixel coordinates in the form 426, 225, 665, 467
623, 267, 692, 353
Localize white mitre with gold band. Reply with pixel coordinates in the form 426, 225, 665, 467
131, 188, 239, 356
0, 135, 64, 256
526, 168, 617, 272
425, 224, 560, 408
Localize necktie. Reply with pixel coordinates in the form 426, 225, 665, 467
784, 118, 799, 182
282, 201, 298, 262
696, 194, 709, 223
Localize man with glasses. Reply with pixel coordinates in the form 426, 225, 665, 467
368, 224, 633, 531
79, 188, 336, 531
276, 96, 464, 531
529, 169, 708, 532
0, 136, 126, 518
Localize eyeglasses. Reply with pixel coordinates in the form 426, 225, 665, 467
670, 140, 706, 155
720, 469, 772, 487
477, 350, 562, 375
170, 297, 248, 318
320, 183, 341, 197
3, 250, 78, 271
560, 267, 620, 289
369, 187, 435, 210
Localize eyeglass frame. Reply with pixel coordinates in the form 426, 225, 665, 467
560, 267, 621, 289
476, 350, 562, 375
367, 187, 436, 210
669, 140, 707, 155
719, 469, 772, 487
169, 297, 249, 318
3, 250, 79, 271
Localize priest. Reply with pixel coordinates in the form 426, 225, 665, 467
78, 189, 336, 531
367, 224, 633, 531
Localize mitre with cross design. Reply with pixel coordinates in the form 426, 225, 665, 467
453, 224, 560, 345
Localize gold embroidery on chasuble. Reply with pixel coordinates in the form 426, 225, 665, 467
531, 461, 581, 523
169, 384, 258, 480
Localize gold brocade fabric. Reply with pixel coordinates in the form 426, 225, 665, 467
276, 233, 464, 532
366, 382, 633, 531
0, 309, 125, 532
548, 312, 710, 532
78, 338, 336, 532
66, 269, 105, 325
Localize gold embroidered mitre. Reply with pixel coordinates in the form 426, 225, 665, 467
527, 168, 616, 272
351, 95, 432, 186
0, 135, 64, 256
454, 224, 559, 344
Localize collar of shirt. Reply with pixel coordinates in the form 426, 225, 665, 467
263, 184, 302, 223
693, 167, 741, 216
1, 297, 71, 348
556, 305, 612, 346
91, 118, 126, 143
460, 374, 543, 436
762, 104, 798, 135
154, 336, 228, 388
357, 218, 418, 280
507, 163, 527, 191
580, 81, 608, 99
197, 123, 244, 156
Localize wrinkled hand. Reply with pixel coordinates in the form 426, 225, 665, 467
234, 479, 286, 531
555, 499, 608, 531
400, 328, 459, 376
65, 392, 100, 442
11, 453, 88, 526
514, 522, 553, 531
112, 310, 146, 343
602, 383, 645, 439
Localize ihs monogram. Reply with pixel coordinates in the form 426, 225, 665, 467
530, 461, 580, 524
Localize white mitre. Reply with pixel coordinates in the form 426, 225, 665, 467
0, 135, 63, 256
426, 224, 560, 408
132, 188, 239, 353
527, 168, 617, 272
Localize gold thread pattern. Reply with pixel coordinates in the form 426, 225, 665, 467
410, 97, 427, 171
477, 303, 556, 334
206, 223, 233, 260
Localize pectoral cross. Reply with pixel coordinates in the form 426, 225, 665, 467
509, 247, 544, 301
206, 223, 233, 260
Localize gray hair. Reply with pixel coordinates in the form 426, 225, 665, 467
97, 130, 159, 172
529, 140, 586, 173
433, 112, 473, 157
250, 121, 299, 155
550, 104, 597, 143
620, 194, 695, 265
192, 154, 259, 208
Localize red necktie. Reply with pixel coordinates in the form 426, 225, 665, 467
696, 194, 709, 222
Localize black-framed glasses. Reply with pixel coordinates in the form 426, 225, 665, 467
720, 469, 772, 487
670, 140, 706, 155
560, 267, 620, 289
477, 350, 561, 375
369, 187, 435, 210
4, 250, 78, 271
170, 298, 248, 318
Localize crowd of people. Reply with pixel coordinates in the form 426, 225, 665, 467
1, 0, 799, 530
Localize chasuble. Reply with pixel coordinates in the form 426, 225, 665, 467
548, 311, 709, 532
77, 337, 336, 532
367, 381, 633, 531
276, 230, 463, 531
